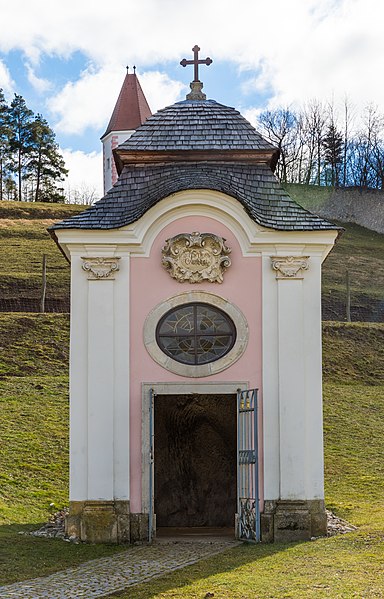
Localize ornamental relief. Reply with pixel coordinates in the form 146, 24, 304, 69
81, 257, 120, 280
271, 256, 310, 279
161, 232, 231, 284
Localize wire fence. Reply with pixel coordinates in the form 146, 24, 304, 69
0, 297, 70, 313
0, 254, 384, 322
0, 292, 384, 322
322, 296, 384, 323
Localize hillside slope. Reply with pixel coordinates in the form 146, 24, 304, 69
0, 202, 82, 311
0, 197, 383, 321
285, 182, 384, 234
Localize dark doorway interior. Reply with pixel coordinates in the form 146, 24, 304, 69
154, 394, 237, 528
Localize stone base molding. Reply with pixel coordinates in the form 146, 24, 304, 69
66, 500, 326, 544
66, 501, 150, 544
260, 499, 327, 543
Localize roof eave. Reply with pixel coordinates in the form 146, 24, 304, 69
113, 148, 280, 175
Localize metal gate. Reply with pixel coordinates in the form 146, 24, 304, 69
237, 388, 260, 542
148, 388, 155, 542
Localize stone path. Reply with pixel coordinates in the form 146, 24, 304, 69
0, 539, 238, 599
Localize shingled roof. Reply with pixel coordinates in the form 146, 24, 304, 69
51, 96, 339, 236
51, 162, 339, 232
117, 100, 276, 152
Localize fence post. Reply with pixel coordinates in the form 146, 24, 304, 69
40, 254, 47, 313
346, 269, 351, 322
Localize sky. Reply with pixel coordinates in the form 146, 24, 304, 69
0, 0, 382, 200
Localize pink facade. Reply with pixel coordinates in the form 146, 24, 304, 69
129, 215, 263, 513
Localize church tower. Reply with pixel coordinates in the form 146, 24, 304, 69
101, 68, 152, 194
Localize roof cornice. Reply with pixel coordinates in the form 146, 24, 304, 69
113, 148, 280, 173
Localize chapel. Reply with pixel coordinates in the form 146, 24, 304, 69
50, 47, 340, 544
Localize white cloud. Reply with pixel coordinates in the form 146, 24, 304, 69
136, 71, 185, 113
48, 66, 184, 135
48, 66, 118, 135
240, 0, 384, 114
25, 63, 52, 94
1, 0, 384, 132
0, 60, 15, 97
61, 148, 103, 200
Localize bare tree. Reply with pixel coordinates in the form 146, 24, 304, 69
352, 104, 384, 188
65, 182, 100, 205
300, 100, 328, 185
257, 108, 299, 182
342, 97, 355, 187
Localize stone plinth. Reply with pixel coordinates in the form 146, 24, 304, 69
66, 500, 132, 543
261, 499, 327, 542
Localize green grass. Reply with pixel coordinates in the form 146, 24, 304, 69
0, 526, 127, 585
322, 222, 384, 299
110, 534, 384, 598
0, 200, 84, 220
284, 184, 384, 320
283, 182, 334, 210
0, 314, 383, 596
322, 322, 384, 385
0, 376, 69, 523
0, 201, 82, 303
0, 313, 69, 377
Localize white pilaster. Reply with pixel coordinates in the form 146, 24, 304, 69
113, 255, 130, 499
261, 255, 280, 500
87, 278, 115, 499
69, 255, 89, 500
262, 251, 326, 503
303, 256, 324, 499
277, 277, 306, 498
67, 247, 130, 503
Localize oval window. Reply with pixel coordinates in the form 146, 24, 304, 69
156, 302, 236, 365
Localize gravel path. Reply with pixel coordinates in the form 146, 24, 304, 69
0, 539, 238, 599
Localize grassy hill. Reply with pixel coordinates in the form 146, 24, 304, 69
0, 313, 383, 596
285, 183, 384, 322
0, 196, 383, 320
0, 201, 83, 311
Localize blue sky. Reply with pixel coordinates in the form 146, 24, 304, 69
0, 0, 382, 199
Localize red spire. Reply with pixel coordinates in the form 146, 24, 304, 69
101, 70, 152, 138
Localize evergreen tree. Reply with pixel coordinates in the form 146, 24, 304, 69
27, 114, 68, 202
322, 123, 344, 186
8, 94, 35, 201
0, 89, 11, 201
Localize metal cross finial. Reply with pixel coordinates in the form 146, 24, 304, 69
180, 45, 213, 82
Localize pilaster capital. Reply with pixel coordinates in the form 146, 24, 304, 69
271, 256, 310, 279
81, 257, 120, 280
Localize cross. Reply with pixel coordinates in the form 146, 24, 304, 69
180, 45, 213, 82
